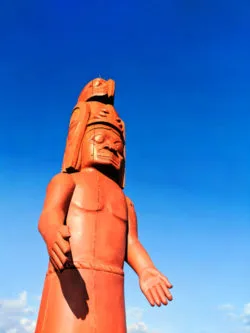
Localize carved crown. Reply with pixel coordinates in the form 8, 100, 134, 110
86, 103, 125, 140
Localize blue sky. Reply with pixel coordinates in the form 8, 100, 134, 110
0, 0, 249, 332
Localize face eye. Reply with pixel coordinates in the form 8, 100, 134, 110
93, 79, 101, 87
93, 134, 105, 144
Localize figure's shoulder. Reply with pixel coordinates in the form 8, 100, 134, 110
125, 196, 135, 208
47, 172, 76, 189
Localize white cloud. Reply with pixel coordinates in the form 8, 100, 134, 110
241, 303, 250, 326
218, 302, 250, 331
36, 296, 41, 302
128, 321, 148, 333
218, 303, 235, 312
218, 303, 239, 324
0, 291, 37, 333
126, 307, 161, 333
0, 294, 156, 333
6, 330, 17, 333
127, 307, 144, 322
226, 312, 238, 320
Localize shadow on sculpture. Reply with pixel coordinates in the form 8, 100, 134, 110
57, 266, 89, 320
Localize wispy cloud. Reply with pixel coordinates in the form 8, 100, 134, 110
1, 294, 154, 333
218, 303, 235, 312
0, 291, 36, 333
36, 295, 41, 302
127, 307, 144, 322
127, 321, 149, 333
241, 303, 250, 326
218, 302, 250, 331
126, 307, 161, 333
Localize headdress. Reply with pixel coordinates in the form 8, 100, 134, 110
62, 78, 126, 188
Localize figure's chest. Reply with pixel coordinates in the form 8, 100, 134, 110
71, 170, 127, 221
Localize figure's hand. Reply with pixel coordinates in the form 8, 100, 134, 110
45, 225, 71, 271
139, 267, 173, 307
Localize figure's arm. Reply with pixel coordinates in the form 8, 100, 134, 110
125, 197, 155, 275
38, 173, 75, 271
125, 196, 173, 306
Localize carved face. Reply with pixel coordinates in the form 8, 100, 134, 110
81, 124, 124, 172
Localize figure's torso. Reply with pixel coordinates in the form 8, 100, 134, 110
66, 168, 128, 271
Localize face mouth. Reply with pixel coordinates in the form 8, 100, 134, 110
86, 94, 114, 105
97, 153, 121, 169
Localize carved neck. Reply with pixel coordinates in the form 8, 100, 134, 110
81, 166, 121, 187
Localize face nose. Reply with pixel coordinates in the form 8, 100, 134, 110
103, 140, 117, 153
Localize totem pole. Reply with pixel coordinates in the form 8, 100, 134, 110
35, 78, 173, 333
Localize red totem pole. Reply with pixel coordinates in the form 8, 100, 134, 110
35, 78, 173, 333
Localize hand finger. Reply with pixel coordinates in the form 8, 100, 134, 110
56, 236, 71, 254
50, 256, 60, 271
51, 250, 64, 271
144, 289, 155, 307
59, 225, 71, 239
155, 285, 168, 305
53, 243, 68, 266
159, 275, 173, 288
150, 287, 161, 307
160, 282, 173, 301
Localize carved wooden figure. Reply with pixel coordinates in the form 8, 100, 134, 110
35, 78, 173, 333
